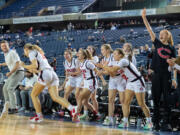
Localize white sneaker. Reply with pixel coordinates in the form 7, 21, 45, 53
29, 115, 43, 123
0, 102, 9, 119
70, 106, 77, 118
103, 117, 114, 126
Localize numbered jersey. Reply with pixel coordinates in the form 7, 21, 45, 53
80, 60, 96, 79
118, 58, 141, 82
125, 54, 137, 67
63, 58, 80, 78
29, 50, 51, 71
109, 60, 128, 81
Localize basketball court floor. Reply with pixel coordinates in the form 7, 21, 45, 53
0, 114, 179, 135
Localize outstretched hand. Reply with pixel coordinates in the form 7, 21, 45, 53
142, 8, 146, 18
167, 59, 175, 67
101, 59, 109, 68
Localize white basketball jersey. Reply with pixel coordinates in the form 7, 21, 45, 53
64, 58, 79, 78
29, 50, 51, 70
118, 58, 141, 82
80, 60, 96, 79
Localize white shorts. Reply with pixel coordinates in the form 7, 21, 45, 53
83, 78, 98, 92
65, 76, 83, 88
126, 79, 146, 93
38, 69, 59, 86
108, 77, 126, 92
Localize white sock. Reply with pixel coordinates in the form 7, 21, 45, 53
109, 116, 114, 123
67, 105, 73, 111
37, 113, 42, 117
123, 117, 128, 123
146, 117, 151, 123
84, 110, 88, 115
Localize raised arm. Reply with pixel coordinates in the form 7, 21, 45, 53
142, 8, 156, 41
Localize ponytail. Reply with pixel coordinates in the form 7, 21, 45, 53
81, 49, 92, 60
24, 43, 44, 54
115, 48, 125, 57
167, 31, 174, 46
123, 43, 133, 62
85, 49, 92, 60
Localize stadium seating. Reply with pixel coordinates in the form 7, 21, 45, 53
0, 25, 180, 76
0, 0, 95, 18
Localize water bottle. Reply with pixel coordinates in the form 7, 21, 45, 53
137, 118, 142, 128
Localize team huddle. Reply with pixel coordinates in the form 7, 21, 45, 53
0, 8, 180, 131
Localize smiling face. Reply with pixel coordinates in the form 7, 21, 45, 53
101, 46, 108, 57
113, 50, 123, 61
123, 43, 131, 54
64, 51, 72, 61
159, 30, 169, 44
87, 46, 93, 55
77, 50, 85, 61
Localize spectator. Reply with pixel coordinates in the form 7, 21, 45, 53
95, 20, 98, 29
110, 23, 116, 30
72, 48, 77, 57
119, 36, 126, 43
15, 71, 38, 112
140, 46, 145, 54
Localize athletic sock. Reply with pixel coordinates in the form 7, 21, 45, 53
67, 105, 73, 111
84, 110, 88, 115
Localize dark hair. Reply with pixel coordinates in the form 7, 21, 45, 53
81, 49, 92, 60
25, 70, 34, 78
114, 48, 125, 57
87, 45, 96, 56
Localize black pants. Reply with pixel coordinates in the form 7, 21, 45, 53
177, 74, 180, 107
151, 72, 171, 124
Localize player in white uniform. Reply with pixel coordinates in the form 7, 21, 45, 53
59, 50, 82, 116
21, 44, 77, 123
79, 46, 107, 121
102, 48, 127, 126
72, 49, 101, 122
101, 49, 152, 130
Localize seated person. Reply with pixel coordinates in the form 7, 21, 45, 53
15, 70, 38, 112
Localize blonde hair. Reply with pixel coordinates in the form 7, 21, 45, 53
64, 49, 72, 56
81, 49, 92, 60
161, 30, 174, 46
24, 43, 44, 54
101, 44, 113, 53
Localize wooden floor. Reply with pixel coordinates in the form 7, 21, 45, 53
0, 115, 154, 135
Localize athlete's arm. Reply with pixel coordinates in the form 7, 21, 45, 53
69, 67, 81, 76
99, 75, 107, 86
142, 8, 156, 41
21, 59, 38, 71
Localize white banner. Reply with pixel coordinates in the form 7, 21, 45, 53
85, 9, 156, 20
13, 14, 63, 24
47, 6, 56, 11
